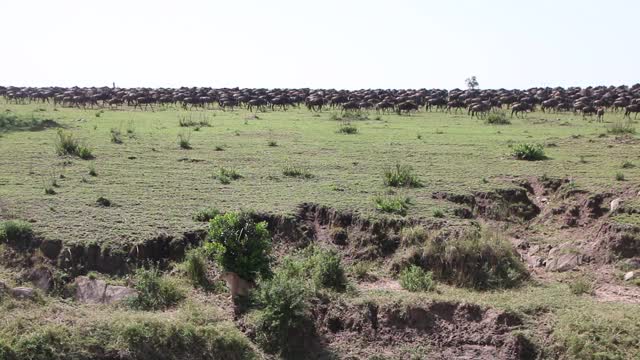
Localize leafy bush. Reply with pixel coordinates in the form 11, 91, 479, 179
204, 212, 272, 282
383, 164, 422, 187
374, 195, 411, 216
399, 265, 435, 292
127, 267, 185, 311
337, 121, 358, 134
511, 143, 546, 161
485, 111, 511, 125
282, 165, 313, 179
421, 228, 528, 289
607, 119, 636, 135
615, 172, 625, 181
193, 207, 220, 222
251, 272, 311, 356
184, 248, 209, 288
0, 220, 34, 246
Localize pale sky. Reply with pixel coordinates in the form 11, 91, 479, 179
2, 0, 638, 90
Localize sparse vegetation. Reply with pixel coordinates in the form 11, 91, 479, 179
615, 172, 626, 181
267, 140, 278, 147
337, 121, 358, 134
373, 195, 411, 216
217, 167, 242, 184
178, 132, 192, 149
569, 277, 593, 295
0, 220, 34, 246
399, 265, 436, 292
621, 161, 635, 169
54, 130, 94, 159
110, 128, 123, 144
96, 196, 112, 207
383, 164, 422, 187
485, 111, 511, 125
127, 267, 185, 311
420, 228, 528, 289
183, 248, 210, 288
193, 207, 221, 222
282, 165, 313, 179
511, 143, 546, 161
607, 119, 636, 135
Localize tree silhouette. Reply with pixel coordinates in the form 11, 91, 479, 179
465, 76, 479, 90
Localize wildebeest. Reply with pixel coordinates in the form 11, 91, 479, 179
624, 104, 640, 119
511, 102, 534, 118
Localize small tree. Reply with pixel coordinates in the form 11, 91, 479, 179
205, 212, 272, 282
465, 76, 479, 90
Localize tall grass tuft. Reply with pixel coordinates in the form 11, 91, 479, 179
511, 143, 546, 161
383, 164, 422, 187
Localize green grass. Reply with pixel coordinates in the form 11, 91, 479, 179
0, 104, 637, 249
511, 143, 546, 161
399, 265, 436, 292
373, 195, 412, 216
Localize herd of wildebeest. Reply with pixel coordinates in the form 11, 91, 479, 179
3, 84, 640, 119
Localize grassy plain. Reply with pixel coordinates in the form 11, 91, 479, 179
1, 104, 638, 247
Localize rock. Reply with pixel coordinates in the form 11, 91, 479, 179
526, 255, 544, 268
610, 198, 623, 213
624, 271, 636, 281
74, 276, 136, 304
74, 276, 107, 304
27, 267, 54, 292
103, 285, 137, 304
10, 287, 37, 300
546, 253, 582, 272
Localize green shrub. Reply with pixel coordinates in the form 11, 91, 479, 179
399, 265, 436, 292
96, 196, 111, 207
251, 272, 311, 356
184, 248, 209, 288
569, 277, 593, 295
350, 261, 374, 281
54, 130, 78, 156
88, 164, 97, 177
204, 212, 272, 282
110, 128, 123, 144
511, 143, 546, 161
422, 228, 528, 289
178, 132, 191, 149
485, 111, 511, 125
127, 267, 185, 311
278, 246, 347, 292
337, 121, 358, 134
615, 172, 625, 181
400, 226, 430, 247
218, 168, 242, 184
432, 208, 445, 218
282, 165, 313, 179
621, 161, 635, 169
193, 207, 220, 222
383, 164, 422, 187
374, 195, 411, 216
607, 119, 636, 135
0, 220, 34, 246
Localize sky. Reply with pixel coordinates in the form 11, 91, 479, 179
1, 0, 639, 90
